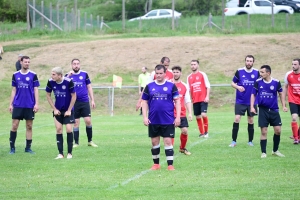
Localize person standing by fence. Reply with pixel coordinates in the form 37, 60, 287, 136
138, 66, 150, 115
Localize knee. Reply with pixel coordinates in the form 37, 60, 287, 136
26, 124, 33, 131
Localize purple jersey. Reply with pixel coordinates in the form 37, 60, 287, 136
252, 78, 282, 112
232, 67, 260, 105
46, 77, 76, 111
142, 81, 179, 125
68, 70, 91, 102
11, 70, 40, 108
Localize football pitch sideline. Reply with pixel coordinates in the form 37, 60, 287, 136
0, 111, 299, 199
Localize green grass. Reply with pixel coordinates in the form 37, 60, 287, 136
0, 111, 298, 199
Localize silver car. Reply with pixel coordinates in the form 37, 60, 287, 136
129, 9, 181, 21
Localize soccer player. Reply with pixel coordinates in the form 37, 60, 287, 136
229, 55, 260, 147
138, 66, 150, 115
250, 65, 287, 158
187, 60, 210, 138
46, 67, 76, 159
172, 66, 193, 155
136, 57, 173, 111
282, 58, 300, 144
9, 56, 40, 154
66, 59, 98, 148
142, 64, 181, 171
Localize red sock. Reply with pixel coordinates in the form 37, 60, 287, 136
203, 116, 208, 133
180, 133, 188, 149
292, 122, 298, 140
196, 118, 204, 135
171, 138, 174, 146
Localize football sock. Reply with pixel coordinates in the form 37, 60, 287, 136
203, 116, 208, 133
273, 134, 280, 152
196, 118, 204, 135
165, 145, 174, 166
56, 134, 64, 155
248, 123, 254, 142
9, 131, 17, 149
180, 133, 188, 149
151, 144, 160, 164
67, 132, 73, 154
26, 139, 32, 149
260, 139, 267, 154
86, 126, 92, 142
73, 127, 79, 144
232, 122, 239, 142
291, 122, 298, 140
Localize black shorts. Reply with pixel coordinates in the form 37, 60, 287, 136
193, 102, 208, 116
74, 101, 91, 119
53, 110, 75, 125
12, 108, 35, 120
289, 102, 300, 116
178, 117, 189, 128
148, 124, 175, 138
258, 107, 282, 127
235, 104, 257, 117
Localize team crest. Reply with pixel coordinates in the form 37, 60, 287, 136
251, 74, 255, 79
79, 76, 83, 80
62, 85, 66, 90
178, 87, 181, 92
26, 77, 30, 81
196, 76, 199, 80
298, 77, 300, 82
270, 85, 274, 90
163, 87, 168, 91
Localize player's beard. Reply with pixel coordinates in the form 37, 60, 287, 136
246, 64, 252, 69
73, 68, 80, 73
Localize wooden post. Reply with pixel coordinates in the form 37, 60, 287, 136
78, 10, 81, 29
41, 1, 44, 28
50, 2, 53, 30
64, 7, 67, 31
56, 3, 59, 27
71, 8, 75, 30
271, 0, 274, 27
33, 0, 36, 28
122, 0, 125, 31
222, 0, 225, 30
172, 0, 175, 30
100, 16, 103, 30
74, 0, 77, 30
90, 14, 93, 28
247, 14, 250, 29
27, 0, 30, 32
84, 12, 87, 31
97, 15, 100, 28
209, 13, 212, 28
286, 13, 289, 28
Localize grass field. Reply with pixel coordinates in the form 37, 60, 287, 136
0, 111, 298, 199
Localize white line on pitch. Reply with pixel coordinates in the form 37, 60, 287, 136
106, 134, 219, 190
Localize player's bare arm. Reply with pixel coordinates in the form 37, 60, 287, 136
142, 100, 150, 126
87, 84, 95, 109
281, 84, 288, 111
33, 87, 39, 113
9, 87, 16, 113
231, 81, 245, 92
250, 94, 256, 114
65, 92, 76, 117
174, 98, 181, 127
46, 92, 61, 115
278, 91, 288, 112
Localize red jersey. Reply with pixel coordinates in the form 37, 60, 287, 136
187, 71, 210, 103
150, 69, 173, 82
174, 81, 191, 117
284, 71, 300, 104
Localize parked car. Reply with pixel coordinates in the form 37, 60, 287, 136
224, 0, 294, 16
128, 9, 181, 22
238, 0, 300, 12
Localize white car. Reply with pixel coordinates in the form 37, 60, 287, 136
128, 9, 181, 22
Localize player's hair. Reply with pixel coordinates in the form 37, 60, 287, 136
161, 57, 170, 64
260, 65, 271, 73
71, 58, 80, 63
172, 65, 182, 72
21, 56, 29, 61
245, 55, 255, 62
191, 59, 199, 64
52, 67, 63, 75
293, 58, 300, 65
155, 64, 166, 72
